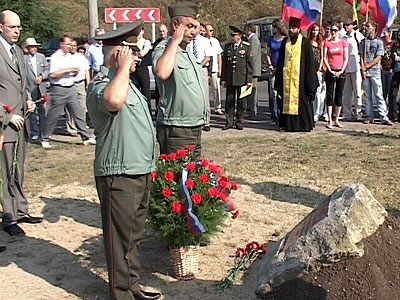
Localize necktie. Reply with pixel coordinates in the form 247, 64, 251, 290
193, 39, 198, 59
234, 44, 238, 52
10, 47, 17, 65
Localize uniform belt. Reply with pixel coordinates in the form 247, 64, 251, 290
51, 84, 74, 88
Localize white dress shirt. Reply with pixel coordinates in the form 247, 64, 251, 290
49, 49, 77, 86
71, 52, 90, 82
28, 54, 38, 76
208, 37, 223, 73
187, 34, 213, 65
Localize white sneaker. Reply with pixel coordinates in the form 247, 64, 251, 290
41, 141, 53, 149
83, 138, 96, 146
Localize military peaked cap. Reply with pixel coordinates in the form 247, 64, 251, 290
95, 19, 143, 50
229, 25, 243, 35
168, 1, 199, 19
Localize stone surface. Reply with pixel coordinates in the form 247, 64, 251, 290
255, 184, 387, 298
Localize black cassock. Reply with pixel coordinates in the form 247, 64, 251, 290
275, 36, 318, 132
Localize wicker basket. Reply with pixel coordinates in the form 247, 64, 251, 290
169, 245, 200, 280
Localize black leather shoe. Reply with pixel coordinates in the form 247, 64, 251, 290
132, 289, 162, 300
235, 123, 243, 130
222, 124, 232, 131
18, 214, 43, 224
0, 245, 6, 253
4, 224, 25, 236
202, 126, 211, 132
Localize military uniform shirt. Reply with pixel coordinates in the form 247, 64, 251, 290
152, 39, 207, 127
87, 66, 155, 176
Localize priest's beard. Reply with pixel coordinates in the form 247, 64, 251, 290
289, 33, 299, 45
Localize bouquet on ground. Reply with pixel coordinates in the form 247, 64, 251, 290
217, 241, 267, 290
148, 145, 239, 247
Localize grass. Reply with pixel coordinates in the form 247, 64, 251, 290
25, 129, 400, 214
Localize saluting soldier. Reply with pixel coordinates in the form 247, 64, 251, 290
221, 25, 253, 130
86, 20, 161, 300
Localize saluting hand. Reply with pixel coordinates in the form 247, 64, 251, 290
171, 24, 185, 45
114, 46, 133, 72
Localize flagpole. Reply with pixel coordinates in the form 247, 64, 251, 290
319, 0, 324, 28
366, 0, 369, 22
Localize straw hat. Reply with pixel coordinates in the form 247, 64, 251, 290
24, 37, 40, 47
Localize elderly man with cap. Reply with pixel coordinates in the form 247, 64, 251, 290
274, 17, 318, 132
152, 1, 207, 160
221, 25, 253, 130
24, 37, 49, 142
86, 20, 160, 300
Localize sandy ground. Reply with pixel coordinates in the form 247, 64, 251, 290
0, 119, 398, 300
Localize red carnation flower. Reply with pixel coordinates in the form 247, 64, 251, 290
198, 173, 209, 183
246, 242, 256, 252
191, 193, 203, 205
219, 191, 228, 202
200, 158, 209, 167
235, 247, 245, 257
3, 105, 12, 113
218, 177, 230, 190
164, 171, 175, 182
231, 181, 239, 190
185, 178, 195, 189
186, 162, 196, 172
257, 244, 267, 253
232, 210, 240, 219
227, 199, 236, 211
159, 154, 168, 160
40, 94, 49, 104
171, 201, 182, 213
208, 187, 219, 197
185, 144, 195, 151
167, 152, 177, 161
176, 149, 187, 158
150, 171, 157, 180
162, 187, 172, 198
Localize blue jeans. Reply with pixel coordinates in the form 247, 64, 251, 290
29, 103, 46, 139
381, 69, 393, 103
363, 75, 389, 122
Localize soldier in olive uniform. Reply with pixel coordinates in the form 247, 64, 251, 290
221, 26, 253, 130
86, 20, 161, 300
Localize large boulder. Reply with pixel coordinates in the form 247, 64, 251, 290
255, 184, 387, 298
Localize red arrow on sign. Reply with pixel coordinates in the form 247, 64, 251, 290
105, 8, 161, 23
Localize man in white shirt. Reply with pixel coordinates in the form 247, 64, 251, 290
187, 21, 213, 131
41, 35, 95, 149
342, 20, 364, 121
205, 23, 224, 115
86, 27, 105, 77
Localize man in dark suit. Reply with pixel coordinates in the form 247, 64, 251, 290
24, 37, 49, 142
221, 26, 253, 130
0, 9, 43, 237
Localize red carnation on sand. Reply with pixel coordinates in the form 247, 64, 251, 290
227, 199, 236, 211
208, 187, 219, 197
185, 144, 195, 151
164, 171, 175, 182
159, 154, 167, 160
257, 244, 267, 253
186, 162, 196, 171
185, 178, 195, 189
208, 163, 222, 175
171, 201, 182, 213
198, 173, 209, 183
167, 152, 177, 161
232, 210, 240, 219
200, 158, 209, 167
162, 187, 172, 198
231, 181, 239, 190
219, 191, 228, 202
150, 171, 157, 180
3, 105, 12, 113
176, 149, 187, 158
191, 193, 203, 205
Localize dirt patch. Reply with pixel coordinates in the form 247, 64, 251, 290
264, 216, 400, 300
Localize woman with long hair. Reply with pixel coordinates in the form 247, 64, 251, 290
308, 23, 326, 122
323, 22, 348, 129
267, 19, 287, 125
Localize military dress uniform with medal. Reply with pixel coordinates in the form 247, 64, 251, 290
221, 26, 253, 130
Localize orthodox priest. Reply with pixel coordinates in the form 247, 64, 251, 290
275, 17, 318, 132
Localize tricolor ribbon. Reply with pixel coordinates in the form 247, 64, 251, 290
179, 166, 205, 235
